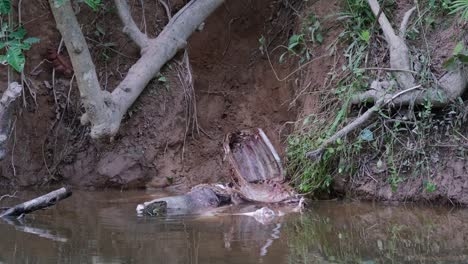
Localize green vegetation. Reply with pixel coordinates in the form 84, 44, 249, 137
285, 0, 466, 196
450, 0, 468, 20
0, 0, 40, 72
287, 0, 375, 194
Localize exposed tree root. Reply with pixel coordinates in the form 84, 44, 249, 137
49, 0, 224, 138
306, 0, 468, 161
306, 85, 421, 160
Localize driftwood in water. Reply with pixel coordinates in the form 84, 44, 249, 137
0, 187, 72, 218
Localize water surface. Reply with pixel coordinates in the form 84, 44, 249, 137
0, 190, 467, 263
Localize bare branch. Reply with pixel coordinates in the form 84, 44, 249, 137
367, 0, 415, 88
114, 0, 149, 50
0, 82, 22, 160
0, 191, 17, 202
50, 0, 224, 138
110, 0, 224, 135
399, 7, 416, 38
0, 187, 72, 218
158, 0, 172, 19
307, 86, 422, 161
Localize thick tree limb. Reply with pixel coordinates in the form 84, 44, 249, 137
0, 82, 22, 160
114, 0, 149, 50
49, 0, 117, 138
367, 0, 415, 88
0, 187, 72, 218
49, 0, 224, 138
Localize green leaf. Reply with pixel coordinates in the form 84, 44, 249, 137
360, 30, 370, 43
0, 54, 6, 64
23, 37, 41, 45
158, 75, 167, 83
6, 46, 25, 72
85, 0, 101, 11
316, 33, 323, 44
442, 57, 457, 70
9, 26, 27, 40
0, 0, 11, 14
360, 128, 374, 142
453, 42, 464, 55
288, 34, 303, 50
458, 54, 468, 64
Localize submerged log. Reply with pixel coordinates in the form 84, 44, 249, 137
0, 187, 72, 218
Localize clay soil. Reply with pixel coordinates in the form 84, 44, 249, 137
0, 0, 300, 191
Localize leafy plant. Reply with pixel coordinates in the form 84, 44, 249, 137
450, 0, 468, 20
278, 13, 323, 64
443, 42, 468, 70
424, 180, 437, 193
0, 0, 11, 14
0, 25, 40, 72
84, 0, 102, 11
279, 34, 310, 64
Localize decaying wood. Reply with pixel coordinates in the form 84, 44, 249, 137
0, 82, 22, 160
0, 187, 72, 218
49, 0, 224, 138
306, 0, 468, 161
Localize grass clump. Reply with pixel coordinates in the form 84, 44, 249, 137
286, 0, 467, 196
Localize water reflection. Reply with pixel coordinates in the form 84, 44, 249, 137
0, 191, 467, 263
287, 202, 468, 263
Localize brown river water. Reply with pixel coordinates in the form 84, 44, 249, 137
1, 190, 467, 264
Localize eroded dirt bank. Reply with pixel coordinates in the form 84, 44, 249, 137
1, 0, 468, 207
0, 0, 297, 191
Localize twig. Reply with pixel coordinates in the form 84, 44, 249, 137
10, 117, 17, 177
158, 0, 172, 19
360, 67, 418, 74
66, 74, 75, 109
222, 17, 240, 57
139, 0, 147, 35
0, 191, 17, 202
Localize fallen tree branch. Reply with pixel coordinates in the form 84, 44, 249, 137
307, 85, 421, 161
0, 82, 22, 160
0, 187, 72, 218
49, 0, 224, 138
